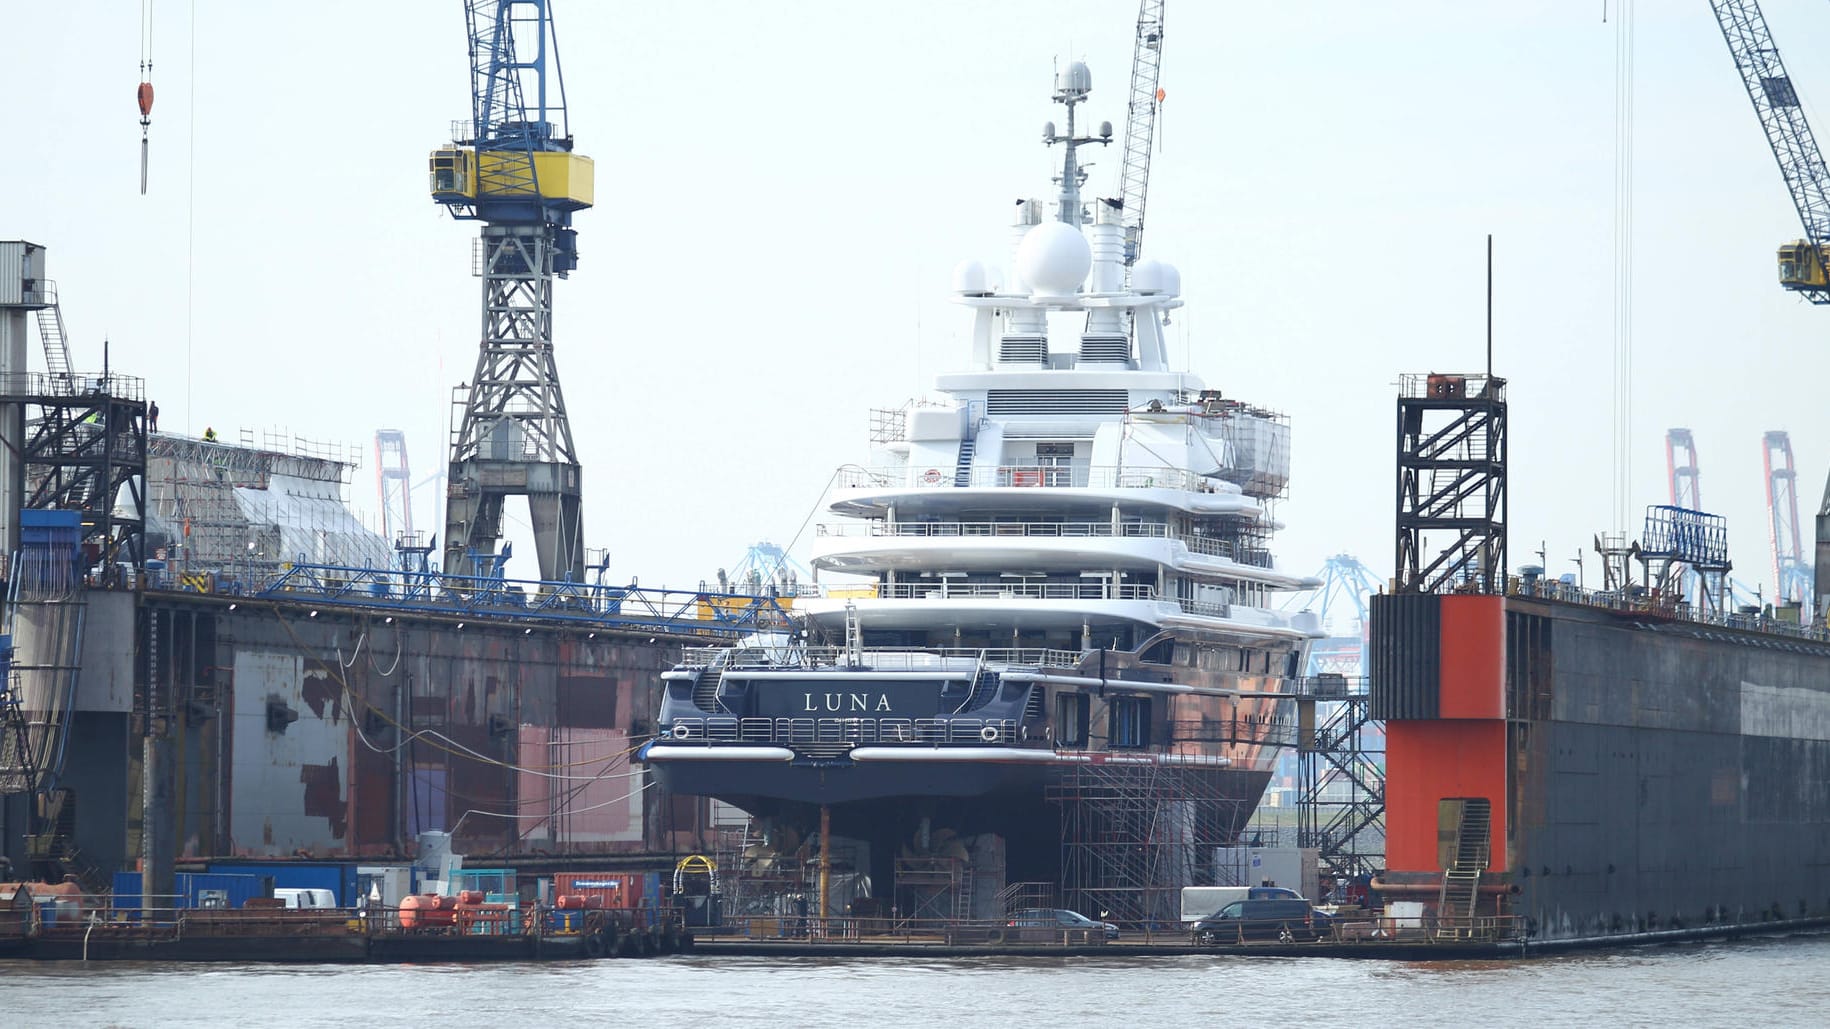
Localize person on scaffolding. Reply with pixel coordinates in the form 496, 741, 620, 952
203, 425, 218, 442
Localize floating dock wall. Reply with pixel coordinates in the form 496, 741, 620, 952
1371, 592, 1830, 941
6, 587, 698, 878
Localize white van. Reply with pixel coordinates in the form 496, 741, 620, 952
273, 888, 338, 909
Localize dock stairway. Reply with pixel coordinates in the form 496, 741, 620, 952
34, 296, 76, 387
1435, 798, 1491, 939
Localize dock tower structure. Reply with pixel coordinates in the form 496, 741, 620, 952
1394, 373, 1507, 593
430, 1, 594, 582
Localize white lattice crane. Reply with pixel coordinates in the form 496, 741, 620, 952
1115, 0, 1165, 267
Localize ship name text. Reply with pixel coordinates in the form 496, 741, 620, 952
802, 692, 894, 713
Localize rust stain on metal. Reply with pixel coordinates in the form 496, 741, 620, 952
299, 757, 347, 839
301, 670, 344, 722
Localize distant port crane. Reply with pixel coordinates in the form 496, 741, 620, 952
1710, 1, 1830, 302
430, 0, 594, 581
1762, 430, 1811, 611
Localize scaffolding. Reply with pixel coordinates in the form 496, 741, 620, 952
1297, 678, 1385, 880
1049, 761, 1255, 927
145, 432, 389, 584
2, 373, 150, 580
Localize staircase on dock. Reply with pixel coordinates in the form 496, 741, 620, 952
1435, 798, 1491, 939
34, 301, 76, 386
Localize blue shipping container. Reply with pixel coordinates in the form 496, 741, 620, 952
112, 872, 269, 911
205, 863, 358, 907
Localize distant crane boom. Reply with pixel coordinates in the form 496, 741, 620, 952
1116, 0, 1165, 266
1709, 0, 1830, 302
1762, 430, 1811, 609
1666, 428, 1701, 511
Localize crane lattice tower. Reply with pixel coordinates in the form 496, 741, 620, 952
430, 0, 593, 581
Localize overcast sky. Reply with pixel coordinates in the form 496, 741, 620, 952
7, 1, 1830, 611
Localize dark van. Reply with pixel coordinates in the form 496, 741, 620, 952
1191, 898, 1328, 944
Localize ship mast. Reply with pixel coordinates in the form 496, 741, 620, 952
1043, 62, 1111, 227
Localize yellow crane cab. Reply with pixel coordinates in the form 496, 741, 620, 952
1777, 239, 1830, 291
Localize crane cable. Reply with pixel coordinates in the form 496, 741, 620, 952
1610, 0, 1636, 534
138, 1, 154, 194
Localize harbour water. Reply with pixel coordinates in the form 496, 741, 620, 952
4, 931, 1825, 1027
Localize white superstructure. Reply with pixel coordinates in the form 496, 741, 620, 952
800, 62, 1319, 658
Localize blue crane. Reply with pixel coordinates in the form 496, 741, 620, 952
430, 1, 596, 582
1710, 1, 1830, 302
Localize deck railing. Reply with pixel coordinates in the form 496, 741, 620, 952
1483, 576, 1830, 645
837, 464, 1227, 493
675, 646, 1086, 671
663, 716, 1020, 746
815, 520, 1275, 568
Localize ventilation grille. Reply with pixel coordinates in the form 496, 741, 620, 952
986, 390, 1129, 415
1077, 335, 1130, 364
998, 335, 1048, 364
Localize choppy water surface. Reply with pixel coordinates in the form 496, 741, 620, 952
4, 931, 1827, 1028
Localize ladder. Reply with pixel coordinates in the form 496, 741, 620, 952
953, 437, 976, 486
34, 302, 76, 385
1435, 799, 1492, 939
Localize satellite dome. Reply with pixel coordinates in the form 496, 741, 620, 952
1055, 61, 1093, 98
951, 259, 993, 295
1016, 220, 1092, 297
1131, 258, 1181, 297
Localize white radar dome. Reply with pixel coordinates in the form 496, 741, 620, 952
1056, 61, 1093, 97
1016, 220, 1092, 297
1131, 258, 1181, 297
951, 259, 993, 295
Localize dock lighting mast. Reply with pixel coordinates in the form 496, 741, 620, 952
1710, 1, 1830, 303
1115, 0, 1165, 266
430, 0, 594, 582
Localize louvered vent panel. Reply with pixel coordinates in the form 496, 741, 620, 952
986, 390, 1129, 415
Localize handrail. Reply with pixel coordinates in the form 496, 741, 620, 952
675, 646, 1086, 670
662, 715, 1020, 746
141, 561, 797, 638
815, 520, 1274, 568
1470, 576, 1830, 646
837, 464, 1230, 493
873, 581, 1159, 602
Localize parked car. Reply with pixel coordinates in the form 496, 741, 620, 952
1191, 898, 1330, 944
1006, 908, 1120, 940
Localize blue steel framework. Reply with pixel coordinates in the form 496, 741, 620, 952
157, 562, 794, 638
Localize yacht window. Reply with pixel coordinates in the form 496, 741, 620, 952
1056, 692, 1090, 748
1037, 443, 1075, 486
1111, 696, 1150, 749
